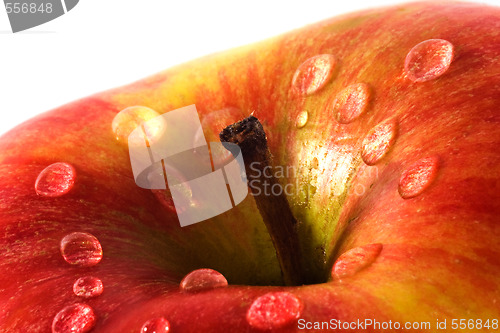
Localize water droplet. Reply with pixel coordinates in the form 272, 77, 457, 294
140, 317, 170, 333
112, 106, 166, 147
332, 243, 383, 280
361, 119, 398, 165
295, 111, 309, 128
246, 292, 303, 330
292, 54, 337, 95
333, 83, 371, 124
35, 162, 76, 197
180, 268, 228, 293
398, 156, 440, 199
60, 232, 103, 267
73, 276, 104, 298
52, 303, 96, 333
404, 39, 454, 82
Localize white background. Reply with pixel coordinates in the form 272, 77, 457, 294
0, 0, 498, 135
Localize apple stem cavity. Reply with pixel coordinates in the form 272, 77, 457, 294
220, 115, 305, 286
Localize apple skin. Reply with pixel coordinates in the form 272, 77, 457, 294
0, 2, 499, 332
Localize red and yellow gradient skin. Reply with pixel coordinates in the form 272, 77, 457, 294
0, 2, 499, 332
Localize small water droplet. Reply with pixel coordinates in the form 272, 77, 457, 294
60, 232, 103, 267
292, 54, 337, 95
246, 292, 303, 330
73, 276, 104, 298
112, 106, 165, 146
52, 303, 96, 333
332, 243, 383, 280
333, 83, 371, 124
404, 39, 454, 82
361, 119, 398, 165
35, 162, 76, 197
180, 268, 228, 293
140, 317, 170, 333
295, 111, 309, 128
398, 156, 440, 199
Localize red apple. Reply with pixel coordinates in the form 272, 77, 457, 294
1, 2, 499, 332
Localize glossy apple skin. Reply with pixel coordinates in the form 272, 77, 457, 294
0, 2, 499, 332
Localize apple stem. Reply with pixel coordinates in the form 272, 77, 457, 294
220, 116, 305, 286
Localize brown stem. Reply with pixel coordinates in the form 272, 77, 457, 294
220, 116, 305, 286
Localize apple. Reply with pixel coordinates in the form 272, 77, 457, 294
1, 1, 499, 332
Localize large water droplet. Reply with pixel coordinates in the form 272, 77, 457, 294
35, 162, 76, 197
398, 156, 440, 199
332, 243, 383, 280
292, 54, 337, 95
73, 276, 104, 298
52, 303, 96, 333
404, 39, 454, 82
60, 232, 103, 267
140, 317, 170, 333
180, 268, 228, 293
333, 83, 371, 124
295, 111, 309, 128
361, 119, 398, 165
112, 106, 165, 147
246, 292, 303, 330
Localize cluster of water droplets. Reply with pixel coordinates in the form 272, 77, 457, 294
34, 163, 104, 333
291, 39, 453, 282
42, 36, 456, 332
52, 230, 104, 333
292, 38, 452, 201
